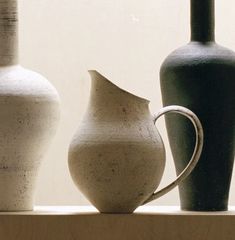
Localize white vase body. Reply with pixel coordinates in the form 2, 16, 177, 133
68, 71, 203, 213
0, 0, 60, 211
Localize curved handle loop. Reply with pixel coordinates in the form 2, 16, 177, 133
143, 105, 204, 205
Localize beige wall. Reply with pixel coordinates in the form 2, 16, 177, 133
18, 0, 235, 206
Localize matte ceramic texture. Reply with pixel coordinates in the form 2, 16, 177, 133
160, 0, 235, 211
68, 70, 203, 213
0, 0, 60, 211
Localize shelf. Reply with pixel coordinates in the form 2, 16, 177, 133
0, 206, 235, 240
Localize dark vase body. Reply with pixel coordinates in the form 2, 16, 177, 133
160, 0, 235, 211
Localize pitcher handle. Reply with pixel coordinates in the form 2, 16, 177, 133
142, 105, 203, 205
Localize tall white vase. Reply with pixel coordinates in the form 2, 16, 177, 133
0, 0, 60, 211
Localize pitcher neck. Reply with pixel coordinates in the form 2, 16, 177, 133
190, 0, 215, 42
0, 0, 18, 66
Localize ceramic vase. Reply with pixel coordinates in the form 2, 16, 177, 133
0, 0, 60, 211
68, 70, 203, 213
160, 0, 235, 211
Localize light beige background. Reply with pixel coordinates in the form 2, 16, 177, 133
18, 0, 235, 206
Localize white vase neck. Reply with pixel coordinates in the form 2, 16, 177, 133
0, 0, 18, 66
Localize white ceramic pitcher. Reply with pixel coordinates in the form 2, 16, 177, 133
68, 70, 203, 213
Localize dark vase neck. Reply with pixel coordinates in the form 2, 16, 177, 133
190, 0, 215, 42
0, 0, 18, 66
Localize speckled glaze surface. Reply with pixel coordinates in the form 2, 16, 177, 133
68, 71, 203, 213
0, 0, 60, 211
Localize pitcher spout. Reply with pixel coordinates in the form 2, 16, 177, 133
88, 70, 150, 106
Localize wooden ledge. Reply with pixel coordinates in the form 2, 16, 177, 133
0, 206, 235, 240
1, 205, 235, 215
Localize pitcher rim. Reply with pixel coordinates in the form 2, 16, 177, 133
88, 70, 150, 104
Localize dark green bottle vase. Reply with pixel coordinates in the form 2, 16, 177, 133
160, 0, 235, 211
